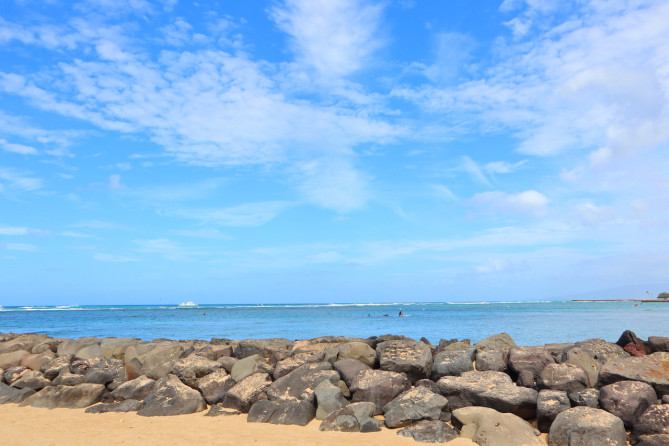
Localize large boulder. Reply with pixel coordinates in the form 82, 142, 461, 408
599, 380, 658, 428
431, 347, 475, 380
548, 406, 627, 446
56, 338, 99, 356
563, 339, 628, 387
508, 346, 555, 389
474, 333, 516, 352
0, 350, 31, 369
451, 406, 544, 446
376, 339, 432, 384
137, 343, 186, 380
84, 359, 124, 386
437, 370, 538, 419
100, 338, 141, 360
273, 352, 325, 379
74, 343, 103, 360
314, 380, 348, 420
247, 399, 315, 426
539, 362, 588, 393
337, 342, 377, 367
3, 366, 28, 384
598, 353, 669, 396
137, 374, 206, 416
0, 337, 39, 354
616, 330, 652, 355
648, 336, 669, 353
333, 358, 370, 388
40, 355, 72, 380
19, 383, 106, 409
111, 375, 156, 401
85, 399, 143, 413
53, 371, 85, 386
266, 362, 339, 403
397, 420, 459, 443
349, 369, 411, 415
234, 338, 294, 361
319, 402, 382, 432
382, 386, 449, 428
9, 370, 51, 390
70, 357, 104, 375
631, 404, 669, 446
568, 388, 600, 408
20, 350, 55, 371
536, 389, 570, 433
231, 354, 272, 383
171, 355, 222, 388
197, 369, 235, 405
0, 382, 35, 404
475, 349, 508, 373
221, 372, 272, 413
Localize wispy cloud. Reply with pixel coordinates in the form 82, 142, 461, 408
93, 253, 138, 262
0, 167, 42, 191
0, 242, 38, 251
467, 190, 550, 217
0, 226, 49, 236
0, 138, 38, 155
71, 220, 127, 230
164, 201, 295, 227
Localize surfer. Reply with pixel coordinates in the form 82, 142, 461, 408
398, 309, 403, 316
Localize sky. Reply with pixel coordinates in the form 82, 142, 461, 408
1, 0, 669, 305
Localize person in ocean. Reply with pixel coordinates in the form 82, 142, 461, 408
398, 309, 403, 316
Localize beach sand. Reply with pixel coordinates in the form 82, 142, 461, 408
0, 404, 483, 446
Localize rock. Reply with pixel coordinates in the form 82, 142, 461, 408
221, 372, 272, 413
99, 338, 141, 360
3, 366, 28, 385
368, 334, 412, 350
85, 399, 143, 413
273, 352, 325, 379
85, 360, 124, 386
625, 342, 647, 357
396, 420, 459, 443
598, 353, 669, 396
333, 358, 370, 388
539, 362, 588, 393
70, 357, 103, 375
9, 370, 51, 390
56, 338, 98, 357
111, 375, 156, 401
431, 346, 475, 379
349, 369, 411, 415
20, 383, 106, 409
438, 340, 471, 353
231, 354, 272, 383
474, 333, 516, 352
31, 339, 61, 354
20, 350, 55, 371
319, 401, 382, 432
234, 338, 294, 361
137, 343, 186, 380
599, 380, 658, 428
0, 382, 35, 404
314, 380, 348, 420
40, 355, 72, 380
137, 374, 206, 416
75, 343, 103, 360
617, 330, 652, 355
544, 343, 575, 363
536, 389, 570, 433
248, 399, 316, 426
631, 404, 669, 446
648, 336, 669, 353
205, 404, 241, 417
376, 339, 432, 384
663, 395, 669, 404
266, 362, 339, 403
337, 342, 377, 367
508, 346, 555, 389
217, 356, 238, 373
0, 337, 39, 355
53, 371, 85, 386
451, 406, 543, 446
197, 368, 235, 405
548, 406, 627, 446
569, 388, 600, 408
437, 370, 538, 419
563, 339, 628, 387
475, 349, 508, 372
0, 350, 31, 369
382, 386, 449, 428
415, 378, 440, 394
171, 355, 222, 388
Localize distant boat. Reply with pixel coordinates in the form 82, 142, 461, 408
178, 301, 197, 307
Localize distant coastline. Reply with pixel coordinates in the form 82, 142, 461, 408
572, 298, 669, 303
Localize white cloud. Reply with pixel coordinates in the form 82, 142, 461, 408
108, 174, 124, 191
1, 243, 38, 251
484, 160, 528, 174
71, 220, 126, 230
296, 157, 369, 213
93, 253, 138, 262
165, 201, 295, 227
459, 156, 490, 185
431, 184, 457, 201
0, 167, 43, 191
0, 226, 49, 236
0, 139, 38, 155
467, 190, 550, 217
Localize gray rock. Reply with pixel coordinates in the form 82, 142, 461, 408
368, 334, 412, 350
85, 360, 124, 386
337, 342, 377, 367
333, 358, 370, 388
438, 340, 471, 353
111, 375, 156, 401
75, 343, 103, 360
19, 383, 106, 409
452, 406, 543, 446
431, 346, 475, 379
137, 374, 206, 416
217, 356, 238, 373
508, 346, 555, 389
171, 355, 222, 388
0, 350, 31, 369
475, 349, 508, 372
663, 395, 669, 404
221, 372, 272, 413
231, 354, 272, 383
350, 369, 411, 415
396, 420, 458, 443
197, 368, 235, 405
3, 366, 28, 385
474, 333, 516, 352
53, 371, 85, 386
564, 339, 629, 387
382, 386, 449, 428
266, 362, 339, 403
205, 404, 241, 417
569, 388, 600, 408
248, 399, 316, 426
40, 354, 72, 380
85, 399, 143, 413
537, 389, 570, 433
137, 343, 187, 380
234, 338, 294, 360
99, 338, 141, 360
273, 352, 325, 379
549, 406, 627, 446
539, 362, 588, 393
631, 404, 669, 446
598, 353, 669, 396
599, 380, 658, 428
415, 378, 440, 394
20, 350, 55, 371
70, 357, 103, 375
319, 401, 381, 432
0, 337, 39, 354
31, 339, 61, 354
648, 336, 669, 353
314, 379, 348, 420
437, 370, 538, 419
9, 370, 51, 390
376, 339, 432, 384
0, 382, 35, 404
56, 339, 99, 357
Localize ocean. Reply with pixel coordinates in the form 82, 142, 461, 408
1, 301, 667, 346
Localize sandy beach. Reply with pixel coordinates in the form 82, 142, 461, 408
0, 404, 484, 446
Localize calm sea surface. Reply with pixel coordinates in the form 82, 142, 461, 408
1, 301, 667, 346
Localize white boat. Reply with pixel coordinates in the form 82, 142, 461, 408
178, 301, 197, 307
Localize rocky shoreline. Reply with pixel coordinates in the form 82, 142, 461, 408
1, 330, 668, 445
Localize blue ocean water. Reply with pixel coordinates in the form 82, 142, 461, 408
1, 301, 667, 346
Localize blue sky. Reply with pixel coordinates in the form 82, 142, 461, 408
1, 0, 669, 305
